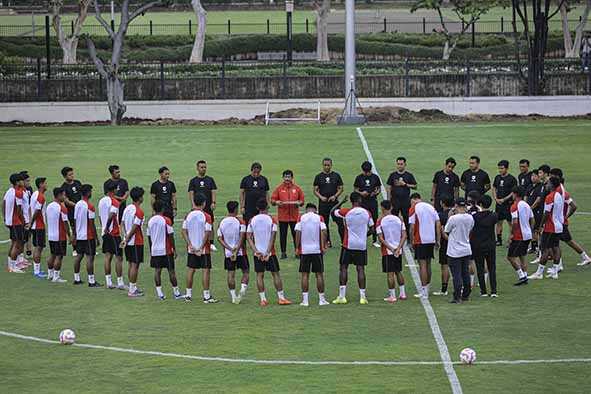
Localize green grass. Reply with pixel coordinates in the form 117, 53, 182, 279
1, 120, 591, 393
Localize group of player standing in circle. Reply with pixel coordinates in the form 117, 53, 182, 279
3, 155, 590, 305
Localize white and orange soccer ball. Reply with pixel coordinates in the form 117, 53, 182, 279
459, 348, 476, 365
59, 329, 76, 345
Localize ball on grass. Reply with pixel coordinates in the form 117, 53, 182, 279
459, 348, 476, 365
59, 329, 76, 345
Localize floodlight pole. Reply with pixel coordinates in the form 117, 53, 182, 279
337, 0, 365, 125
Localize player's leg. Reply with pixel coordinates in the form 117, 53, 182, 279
73, 251, 84, 284
474, 253, 487, 295
395, 270, 407, 299
114, 236, 126, 289
254, 256, 268, 305
300, 271, 310, 306
448, 257, 462, 303
279, 221, 288, 259
384, 271, 396, 303
86, 252, 101, 287
154, 267, 164, 299
334, 248, 349, 304
270, 256, 290, 304
239, 260, 250, 297
531, 234, 552, 279
167, 259, 183, 299
128, 262, 140, 295
202, 258, 218, 303
226, 259, 238, 302
460, 256, 471, 300
548, 244, 562, 279
487, 250, 497, 296
356, 261, 368, 304
46, 254, 55, 281
469, 259, 476, 288
289, 221, 297, 257
31, 230, 47, 278
104, 252, 114, 288
316, 268, 328, 306
185, 267, 196, 301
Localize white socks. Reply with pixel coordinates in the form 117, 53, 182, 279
203, 290, 210, 299
156, 286, 164, 297
516, 269, 526, 279
240, 283, 248, 293
470, 275, 475, 287
117, 276, 124, 287
88, 274, 95, 284
277, 290, 285, 300
536, 264, 545, 275
399, 285, 406, 297
105, 275, 113, 287
259, 292, 267, 301
339, 285, 347, 298
129, 283, 136, 293
33, 263, 40, 274
47, 269, 54, 280
359, 288, 366, 299
74, 273, 81, 282
389, 288, 396, 298
173, 287, 181, 296
319, 293, 327, 303
230, 289, 237, 300
186, 288, 193, 298
53, 270, 60, 280
302, 292, 309, 304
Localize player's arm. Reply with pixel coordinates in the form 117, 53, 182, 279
188, 190, 195, 209
30, 205, 42, 227
71, 217, 77, 245
200, 229, 211, 253
65, 218, 72, 244
566, 198, 577, 219
148, 236, 153, 255
105, 210, 116, 233
120, 223, 138, 248
64, 197, 76, 209
270, 188, 281, 206
531, 196, 542, 210
181, 223, 192, 252
313, 185, 327, 202
1, 199, 5, 226
266, 229, 277, 258
386, 184, 392, 201
210, 190, 217, 211
114, 191, 129, 202
321, 228, 328, 252
246, 231, 259, 256
217, 233, 232, 253
430, 181, 437, 202
295, 229, 301, 255
398, 230, 407, 256
239, 189, 246, 213
435, 220, 442, 247
406, 175, 417, 190
333, 184, 344, 201
172, 192, 177, 215
408, 223, 415, 245
150, 193, 156, 214
453, 186, 459, 200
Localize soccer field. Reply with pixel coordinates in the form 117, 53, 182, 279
1, 121, 591, 393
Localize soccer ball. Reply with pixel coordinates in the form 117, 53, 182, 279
459, 348, 476, 365
59, 329, 76, 345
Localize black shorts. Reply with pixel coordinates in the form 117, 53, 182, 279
224, 255, 250, 271
75, 239, 96, 256
495, 204, 512, 222
533, 212, 543, 230
361, 199, 378, 222
560, 225, 572, 243
9, 225, 25, 243
541, 232, 560, 250
102, 234, 123, 256
31, 229, 46, 248
187, 254, 212, 269
299, 254, 324, 273
125, 245, 144, 264
439, 241, 448, 265
318, 200, 338, 217
382, 255, 402, 273
163, 210, 174, 221
150, 255, 175, 270
24, 228, 31, 242
508, 240, 530, 258
254, 255, 280, 273
414, 243, 435, 260
49, 240, 67, 257
243, 210, 257, 225
341, 249, 368, 266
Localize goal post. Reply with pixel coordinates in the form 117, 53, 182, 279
265, 101, 321, 125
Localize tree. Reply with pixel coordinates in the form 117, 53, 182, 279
314, 0, 331, 61
86, 0, 165, 125
411, 0, 501, 60
559, 0, 591, 58
50, 0, 92, 64
511, 0, 565, 95
189, 0, 207, 63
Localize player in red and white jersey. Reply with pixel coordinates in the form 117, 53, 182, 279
376, 200, 407, 303
246, 198, 292, 306
408, 193, 441, 298
46, 187, 71, 283
295, 203, 328, 306
19, 171, 33, 265
332, 192, 374, 305
507, 187, 535, 285
99, 181, 126, 290
3, 173, 26, 273
30, 177, 48, 278
531, 177, 564, 280
217, 200, 249, 304
73, 185, 101, 287
147, 200, 183, 300
120, 187, 146, 297
182, 193, 218, 304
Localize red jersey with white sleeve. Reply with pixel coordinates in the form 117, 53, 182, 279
182, 209, 212, 254
122, 203, 145, 246
3, 186, 24, 226
147, 214, 174, 256
295, 212, 326, 255
98, 195, 121, 236
217, 216, 246, 258
246, 214, 277, 255
74, 198, 96, 241
563, 191, 572, 226
510, 199, 533, 241
376, 214, 406, 256
46, 201, 68, 242
409, 201, 440, 245
543, 187, 564, 234
334, 207, 374, 251
30, 190, 46, 230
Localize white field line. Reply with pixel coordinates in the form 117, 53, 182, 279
355, 127, 463, 394
363, 123, 591, 129
1, 330, 590, 367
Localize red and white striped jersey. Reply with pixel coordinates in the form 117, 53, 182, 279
376, 214, 406, 256
182, 209, 212, 254
98, 195, 121, 236
295, 212, 326, 255
3, 187, 24, 226
334, 207, 374, 251
217, 216, 246, 258
247, 213, 278, 255
510, 199, 533, 241
30, 190, 46, 230
22, 188, 31, 225
147, 214, 174, 256
74, 198, 96, 241
409, 201, 440, 245
544, 188, 564, 234
122, 203, 145, 246
46, 201, 68, 241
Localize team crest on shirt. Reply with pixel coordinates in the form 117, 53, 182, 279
500, 180, 505, 187
365, 179, 370, 186
72, 187, 77, 192
163, 186, 167, 192
471, 175, 476, 181
200, 181, 205, 187
325, 177, 330, 183
253, 181, 258, 187
444, 177, 449, 183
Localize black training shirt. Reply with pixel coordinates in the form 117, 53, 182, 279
240, 175, 269, 211
386, 171, 417, 202
61, 180, 83, 212
150, 180, 177, 212
313, 171, 343, 199
518, 171, 533, 189
188, 176, 217, 208
493, 174, 517, 204
354, 173, 381, 202
432, 170, 460, 199
461, 169, 491, 197
471, 210, 498, 252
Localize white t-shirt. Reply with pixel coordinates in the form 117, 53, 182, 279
444, 213, 474, 258
217, 216, 246, 258
98, 195, 120, 236
511, 199, 533, 241
121, 204, 145, 246
147, 215, 174, 256
46, 201, 69, 242
246, 213, 277, 255
376, 214, 405, 255
295, 211, 326, 255
74, 199, 96, 241
3, 187, 24, 226
182, 209, 213, 254
334, 207, 374, 251
409, 201, 440, 245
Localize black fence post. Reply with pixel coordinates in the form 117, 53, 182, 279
471, 23, 475, 47
587, 67, 591, 96
282, 56, 288, 99
306, 18, 309, 33
160, 61, 165, 100
189, 20, 192, 35
227, 19, 231, 35
111, 19, 115, 47
465, 61, 471, 97
501, 16, 504, 33
383, 17, 387, 33
71, 20, 74, 35
45, 15, 51, 80
36, 57, 42, 100
404, 58, 410, 97
267, 19, 270, 34
150, 20, 153, 36
220, 59, 226, 99
422, 17, 426, 34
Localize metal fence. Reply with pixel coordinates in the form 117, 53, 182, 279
2, 17, 590, 37
1, 59, 589, 102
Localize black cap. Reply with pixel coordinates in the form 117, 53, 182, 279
455, 197, 467, 207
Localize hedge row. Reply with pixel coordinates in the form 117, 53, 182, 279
0, 32, 565, 63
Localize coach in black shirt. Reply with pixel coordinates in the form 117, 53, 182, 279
313, 158, 344, 246
461, 156, 491, 198
518, 159, 533, 189
60, 166, 83, 223
471, 195, 498, 296
188, 160, 217, 217
150, 166, 177, 220
526, 170, 545, 251
104, 164, 129, 221
386, 157, 417, 232
431, 157, 460, 212
492, 160, 517, 246
354, 161, 381, 244
240, 162, 270, 223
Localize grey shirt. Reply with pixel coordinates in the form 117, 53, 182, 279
445, 213, 474, 258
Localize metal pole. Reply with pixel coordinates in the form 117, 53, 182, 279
150, 20, 153, 36
189, 19, 192, 35
220, 59, 226, 99
267, 19, 270, 34
36, 57, 42, 99
383, 17, 387, 33
471, 23, 475, 47
404, 58, 410, 97
160, 61, 165, 99
422, 17, 426, 34
501, 16, 504, 33
286, 0, 293, 65
227, 19, 231, 35
45, 15, 51, 79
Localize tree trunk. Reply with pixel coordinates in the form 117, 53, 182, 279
560, 1, 575, 57
61, 37, 79, 64
315, 0, 330, 61
442, 38, 457, 60
571, 0, 591, 58
50, 0, 90, 65
189, 0, 207, 63
106, 74, 126, 126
